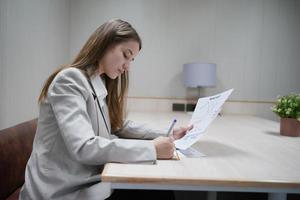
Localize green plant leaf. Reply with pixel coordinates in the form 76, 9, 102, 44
272, 93, 300, 119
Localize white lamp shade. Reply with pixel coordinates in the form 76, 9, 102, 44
183, 62, 216, 88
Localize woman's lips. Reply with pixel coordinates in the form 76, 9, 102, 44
118, 69, 124, 74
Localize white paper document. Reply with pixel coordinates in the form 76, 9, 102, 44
175, 89, 234, 150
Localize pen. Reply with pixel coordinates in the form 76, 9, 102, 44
167, 119, 177, 137
167, 119, 180, 160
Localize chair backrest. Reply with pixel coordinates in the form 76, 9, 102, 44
0, 119, 37, 199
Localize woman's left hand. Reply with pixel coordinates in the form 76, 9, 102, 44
170, 125, 193, 140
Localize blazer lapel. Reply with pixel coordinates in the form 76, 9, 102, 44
90, 74, 107, 106
89, 74, 111, 134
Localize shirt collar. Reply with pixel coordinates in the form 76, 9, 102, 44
89, 73, 107, 102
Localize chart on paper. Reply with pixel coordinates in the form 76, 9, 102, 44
175, 89, 234, 150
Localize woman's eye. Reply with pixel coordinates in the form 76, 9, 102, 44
123, 52, 129, 59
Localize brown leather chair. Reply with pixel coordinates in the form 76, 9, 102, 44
0, 119, 37, 200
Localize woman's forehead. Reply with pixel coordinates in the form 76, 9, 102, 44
119, 41, 139, 54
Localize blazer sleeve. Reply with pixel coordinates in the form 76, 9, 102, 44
47, 69, 156, 165
113, 120, 168, 139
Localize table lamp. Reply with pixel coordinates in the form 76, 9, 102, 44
183, 62, 216, 97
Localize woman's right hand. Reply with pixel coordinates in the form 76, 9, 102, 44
152, 136, 174, 159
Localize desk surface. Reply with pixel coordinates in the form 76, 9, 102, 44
101, 112, 300, 193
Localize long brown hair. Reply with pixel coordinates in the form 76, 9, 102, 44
38, 19, 142, 132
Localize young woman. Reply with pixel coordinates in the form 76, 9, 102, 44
19, 19, 192, 200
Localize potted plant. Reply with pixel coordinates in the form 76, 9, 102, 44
272, 93, 300, 137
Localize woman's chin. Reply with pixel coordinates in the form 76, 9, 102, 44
105, 72, 117, 79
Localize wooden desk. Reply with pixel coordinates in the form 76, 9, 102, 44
102, 112, 300, 200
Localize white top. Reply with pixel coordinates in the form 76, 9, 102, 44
19, 68, 166, 200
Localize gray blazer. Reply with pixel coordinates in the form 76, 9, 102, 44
19, 68, 165, 200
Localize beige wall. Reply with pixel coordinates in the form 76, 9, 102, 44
0, 0, 70, 129
70, 0, 300, 101
1, 0, 299, 129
